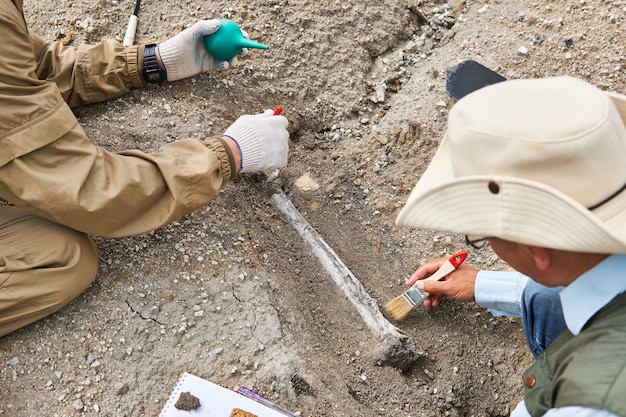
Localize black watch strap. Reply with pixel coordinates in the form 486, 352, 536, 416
143, 44, 166, 85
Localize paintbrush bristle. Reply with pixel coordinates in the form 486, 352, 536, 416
384, 295, 413, 321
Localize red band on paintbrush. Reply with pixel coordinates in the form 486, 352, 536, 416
448, 250, 468, 268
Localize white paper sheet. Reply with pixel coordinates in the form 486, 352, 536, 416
159, 372, 288, 417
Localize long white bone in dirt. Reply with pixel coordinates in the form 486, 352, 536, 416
270, 188, 407, 341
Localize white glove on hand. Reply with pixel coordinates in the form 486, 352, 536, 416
158, 20, 238, 82
223, 110, 289, 173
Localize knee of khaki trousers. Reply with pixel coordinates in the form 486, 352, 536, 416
0, 206, 99, 337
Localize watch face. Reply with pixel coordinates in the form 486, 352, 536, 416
147, 72, 161, 81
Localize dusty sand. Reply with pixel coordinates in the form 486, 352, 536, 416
2, 0, 625, 416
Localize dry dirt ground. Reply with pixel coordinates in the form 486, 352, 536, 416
2, 0, 626, 416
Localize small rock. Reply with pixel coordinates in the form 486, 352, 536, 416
373, 134, 388, 145
209, 347, 224, 358
373, 337, 424, 372
114, 382, 129, 396
175, 391, 200, 411
72, 399, 84, 410
294, 173, 320, 191
86, 353, 96, 365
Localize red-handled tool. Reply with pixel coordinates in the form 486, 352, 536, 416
425, 250, 468, 282
384, 250, 468, 320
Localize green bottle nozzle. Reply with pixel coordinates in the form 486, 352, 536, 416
203, 19, 269, 61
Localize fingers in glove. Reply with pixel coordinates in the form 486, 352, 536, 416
193, 19, 221, 36
211, 56, 238, 69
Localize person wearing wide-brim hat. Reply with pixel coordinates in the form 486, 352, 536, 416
397, 76, 626, 417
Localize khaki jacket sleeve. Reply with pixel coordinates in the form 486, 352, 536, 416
0, 0, 236, 237
0, 127, 235, 237
29, 32, 145, 108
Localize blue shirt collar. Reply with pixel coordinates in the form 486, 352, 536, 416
560, 254, 626, 335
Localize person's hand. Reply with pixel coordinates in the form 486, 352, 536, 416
157, 20, 242, 82
223, 109, 289, 173
406, 256, 479, 307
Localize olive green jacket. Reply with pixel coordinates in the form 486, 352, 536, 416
0, 0, 235, 237
523, 292, 626, 416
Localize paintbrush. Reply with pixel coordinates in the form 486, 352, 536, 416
385, 250, 468, 321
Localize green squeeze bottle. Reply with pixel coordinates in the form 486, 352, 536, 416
203, 19, 269, 60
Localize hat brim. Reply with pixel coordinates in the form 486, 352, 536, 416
395, 129, 626, 254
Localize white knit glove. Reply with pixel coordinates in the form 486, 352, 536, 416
223, 110, 289, 173
158, 20, 239, 82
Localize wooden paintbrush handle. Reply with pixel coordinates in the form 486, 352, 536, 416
424, 250, 468, 282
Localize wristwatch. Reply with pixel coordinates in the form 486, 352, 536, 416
143, 44, 166, 85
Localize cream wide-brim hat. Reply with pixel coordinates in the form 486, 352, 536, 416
395, 76, 626, 254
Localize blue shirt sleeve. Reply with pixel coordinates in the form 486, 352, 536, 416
542, 406, 619, 417
512, 400, 619, 417
474, 271, 529, 317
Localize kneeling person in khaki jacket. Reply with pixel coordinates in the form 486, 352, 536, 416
0, 1, 289, 336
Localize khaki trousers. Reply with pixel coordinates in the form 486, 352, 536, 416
0, 205, 98, 336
